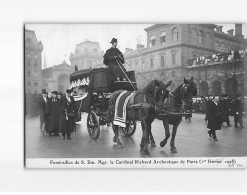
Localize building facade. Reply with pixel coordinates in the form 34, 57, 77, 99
124, 24, 247, 96
25, 29, 43, 94
70, 40, 104, 70
42, 61, 74, 93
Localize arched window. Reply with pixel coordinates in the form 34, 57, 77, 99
206, 32, 211, 45
214, 41, 220, 50
150, 35, 156, 47
199, 81, 208, 96
160, 55, 165, 67
160, 32, 167, 44
172, 27, 178, 41
220, 42, 226, 51
198, 30, 204, 44
212, 80, 221, 95
192, 28, 198, 43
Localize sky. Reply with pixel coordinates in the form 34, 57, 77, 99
26, 24, 247, 68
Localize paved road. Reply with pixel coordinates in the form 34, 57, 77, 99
25, 113, 247, 158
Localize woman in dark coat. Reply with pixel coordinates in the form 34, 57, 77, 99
207, 96, 222, 141
233, 94, 244, 128
103, 38, 126, 81
58, 89, 76, 140
46, 91, 59, 135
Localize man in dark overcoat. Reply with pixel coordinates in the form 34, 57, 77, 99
103, 38, 126, 81
219, 94, 231, 127
233, 94, 244, 128
58, 89, 76, 140
47, 91, 59, 135
38, 89, 49, 135
207, 96, 222, 141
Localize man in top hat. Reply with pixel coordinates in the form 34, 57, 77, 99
233, 93, 244, 128
58, 89, 76, 140
46, 91, 59, 135
38, 89, 49, 135
103, 38, 127, 81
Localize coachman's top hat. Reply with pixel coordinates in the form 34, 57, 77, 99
110, 38, 117, 44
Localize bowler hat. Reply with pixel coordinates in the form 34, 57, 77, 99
66, 89, 72, 93
41, 89, 47, 94
110, 38, 117, 44
52, 91, 58, 95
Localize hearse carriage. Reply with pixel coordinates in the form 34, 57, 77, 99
69, 67, 137, 140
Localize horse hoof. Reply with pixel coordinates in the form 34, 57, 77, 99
113, 136, 116, 143
171, 148, 177, 153
160, 141, 166, 148
151, 142, 156, 147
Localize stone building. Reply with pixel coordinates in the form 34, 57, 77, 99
69, 40, 104, 70
124, 24, 247, 96
42, 61, 74, 93
25, 29, 43, 94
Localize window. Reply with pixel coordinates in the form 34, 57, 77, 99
27, 70, 31, 77
27, 81, 31, 86
34, 54, 38, 59
34, 71, 38, 78
45, 83, 48, 87
172, 27, 178, 41
214, 41, 220, 50
160, 32, 167, 44
150, 58, 154, 68
34, 82, 38, 87
172, 54, 176, 65
135, 61, 138, 69
150, 35, 156, 47
220, 42, 225, 51
160, 56, 165, 67
172, 71, 175, 78
142, 61, 145, 70
192, 28, 198, 43
206, 32, 211, 45
26, 59, 31, 67
34, 63, 37, 67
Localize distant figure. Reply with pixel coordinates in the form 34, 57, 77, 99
219, 94, 231, 127
233, 94, 244, 128
207, 96, 222, 141
47, 91, 59, 136
103, 38, 126, 81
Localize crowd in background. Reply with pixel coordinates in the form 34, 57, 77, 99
188, 49, 246, 66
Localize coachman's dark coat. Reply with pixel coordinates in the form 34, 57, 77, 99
47, 97, 59, 134
207, 101, 222, 130
58, 95, 76, 134
103, 47, 126, 79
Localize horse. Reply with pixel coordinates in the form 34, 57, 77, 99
150, 77, 197, 153
107, 79, 172, 156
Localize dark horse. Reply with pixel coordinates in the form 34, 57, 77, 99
150, 77, 197, 153
107, 79, 172, 156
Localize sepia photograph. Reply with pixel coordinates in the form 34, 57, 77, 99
24, 23, 247, 168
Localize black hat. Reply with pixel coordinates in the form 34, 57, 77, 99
52, 91, 58, 95
66, 89, 72, 93
41, 89, 47, 94
110, 38, 117, 44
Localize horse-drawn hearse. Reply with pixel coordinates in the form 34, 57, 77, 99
69, 62, 197, 156
69, 67, 137, 140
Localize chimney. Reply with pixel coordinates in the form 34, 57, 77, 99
136, 44, 144, 49
125, 48, 133, 53
216, 25, 223, 33
235, 24, 243, 38
227, 29, 234, 36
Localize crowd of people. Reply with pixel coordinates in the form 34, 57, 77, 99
37, 89, 77, 140
192, 94, 245, 141
188, 49, 246, 66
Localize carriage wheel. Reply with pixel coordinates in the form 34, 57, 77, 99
87, 111, 100, 140
122, 120, 136, 137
